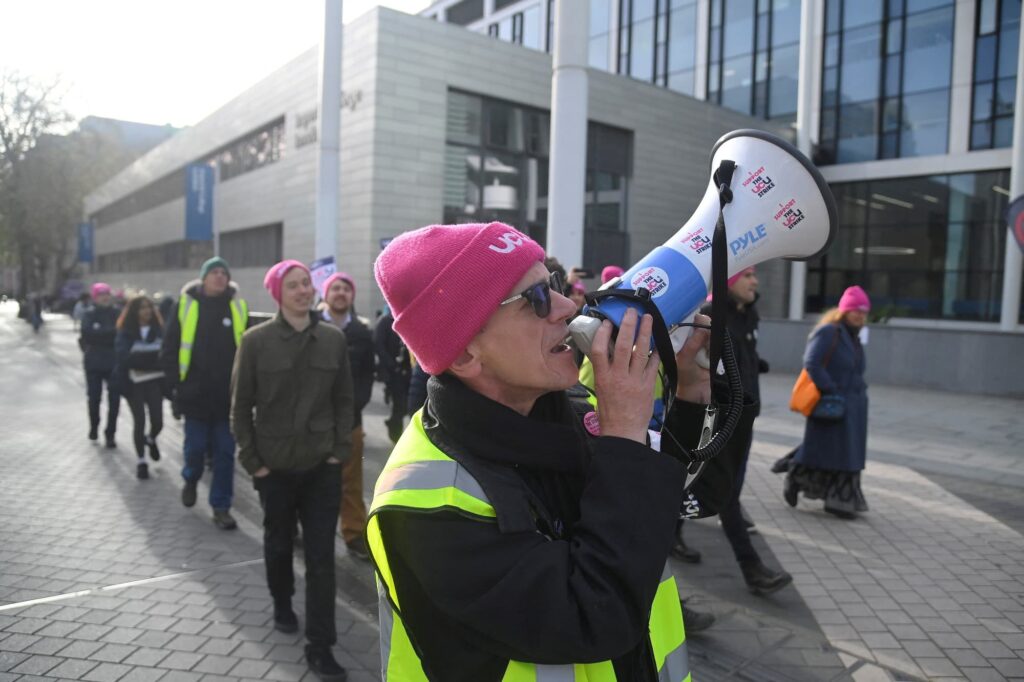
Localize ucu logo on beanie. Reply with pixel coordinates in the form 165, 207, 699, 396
489, 231, 525, 254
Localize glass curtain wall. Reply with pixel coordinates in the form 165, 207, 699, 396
444, 90, 633, 267
970, 0, 1021, 149
818, 0, 955, 165
618, 0, 699, 96
488, 3, 543, 49
707, 0, 801, 124
806, 170, 1012, 321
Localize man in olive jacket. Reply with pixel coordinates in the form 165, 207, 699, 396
230, 260, 353, 682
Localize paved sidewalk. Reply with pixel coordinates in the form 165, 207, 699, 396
3, 306, 1024, 682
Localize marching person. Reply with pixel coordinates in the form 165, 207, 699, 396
231, 260, 353, 682
373, 306, 410, 444
114, 295, 165, 480
367, 222, 714, 681
321, 272, 375, 560
697, 267, 792, 594
161, 256, 248, 530
784, 285, 871, 519
80, 282, 121, 448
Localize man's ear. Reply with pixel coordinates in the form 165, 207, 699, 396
448, 343, 482, 380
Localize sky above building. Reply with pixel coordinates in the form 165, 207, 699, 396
2, 0, 431, 128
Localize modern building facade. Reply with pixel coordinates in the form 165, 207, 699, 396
83, 4, 1024, 394
423, 0, 1024, 330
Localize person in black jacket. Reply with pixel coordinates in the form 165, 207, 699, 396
160, 257, 249, 530
373, 307, 410, 444
114, 295, 165, 480
320, 272, 375, 560
694, 267, 791, 595
80, 283, 121, 448
367, 222, 715, 681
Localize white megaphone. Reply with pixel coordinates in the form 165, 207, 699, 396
569, 128, 837, 353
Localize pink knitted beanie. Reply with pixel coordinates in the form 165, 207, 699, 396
374, 222, 545, 375
263, 259, 310, 305
601, 265, 624, 284
321, 272, 356, 299
838, 285, 871, 313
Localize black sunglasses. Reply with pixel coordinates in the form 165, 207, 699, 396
499, 271, 565, 318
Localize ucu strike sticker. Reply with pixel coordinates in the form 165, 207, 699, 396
489, 231, 525, 254
630, 266, 670, 298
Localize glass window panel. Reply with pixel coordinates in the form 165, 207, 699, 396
880, 131, 899, 157
993, 116, 1014, 147
905, 0, 954, 13
485, 102, 524, 151
711, 0, 723, 27
995, 77, 1016, 116
633, 0, 655, 21
721, 54, 754, 113
825, 34, 839, 67
998, 26, 1020, 78
446, 92, 482, 145
823, 66, 839, 107
840, 25, 883, 103
671, 0, 697, 8
755, 50, 769, 82
523, 111, 549, 155
590, 0, 610, 35
837, 101, 880, 162
974, 34, 997, 81
826, 0, 840, 33
901, 7, 954, 94
668, 6, 697, 71
844, 0, 883, 29
710, 28, 721, 62
820, 106, 837, 141
444, 145, 482, 219
979, 0, 998, 33
899, 89, 950, 157
769, 44, 800, 116
886, 18, 902, 54
756, 13, 770, 52
668, 68, 695, 94
971, 120, 993, 148
629, 18, 655, 80
589, 34, 610, 69
723, 0, 756, 58
772, 0, 801, 47
885, 55, 902, 97
883, 97, 901, 131
523, 6, 542, 49
708, 62, 721, 97
754, 80, 769, 117
973, 82, 995, 121
1002, 0, 1022, 23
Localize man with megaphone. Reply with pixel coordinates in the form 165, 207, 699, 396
365, 221, 714, 681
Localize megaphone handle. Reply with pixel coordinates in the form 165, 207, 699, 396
709, 159, 736, 376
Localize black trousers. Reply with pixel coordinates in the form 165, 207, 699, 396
256, 460, 342, 647
125, 380, 164, 457
85, 369, 120, 438
718, 421, 759, 565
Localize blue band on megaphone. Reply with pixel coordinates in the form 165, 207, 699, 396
586, 246, 707, 330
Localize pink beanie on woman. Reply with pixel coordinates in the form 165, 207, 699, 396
838, 285, 871, 313
374, 222, 546, 375
90, 282, 112, 298
263, 259, 310, 305
601, 265, 624, 284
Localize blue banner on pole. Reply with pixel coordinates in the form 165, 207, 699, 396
1006, 194, 1024, 256
184, 164, 215, 241
77, 222, 94, 263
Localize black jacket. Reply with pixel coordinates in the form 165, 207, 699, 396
114, 324, 164, 387
373, 311, 409, 388
80, 305, 120, 373
160, 281, 246, 421
326, 311, 375, 428
376, 374, 702, 682
701, 294, 766, 417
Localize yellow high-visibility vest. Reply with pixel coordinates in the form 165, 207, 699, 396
177, 293, 248, 381
366, 411, 691, 682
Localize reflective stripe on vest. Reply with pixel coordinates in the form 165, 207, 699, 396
177, 294, 248, 381
366, 411, 690, 682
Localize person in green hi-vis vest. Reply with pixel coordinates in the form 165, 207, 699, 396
367, 222, 716, 682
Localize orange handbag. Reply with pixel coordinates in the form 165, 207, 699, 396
789, 326, 841, 417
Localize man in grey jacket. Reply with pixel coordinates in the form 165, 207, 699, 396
230, 259, 354, 682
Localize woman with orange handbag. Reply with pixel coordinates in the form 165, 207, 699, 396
783, 286, 871, 519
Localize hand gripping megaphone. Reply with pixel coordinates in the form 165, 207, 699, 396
569, 129, 837, 487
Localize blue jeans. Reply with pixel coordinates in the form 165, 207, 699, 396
182, 417, 235, 511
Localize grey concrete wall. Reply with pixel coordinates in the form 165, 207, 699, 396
757, 319, 1024, 397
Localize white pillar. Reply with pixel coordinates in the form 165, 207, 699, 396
999, 16, 1024, 330
546, 0, 589, 268
315, 0, 343, 261
694, 0, 710, 100
789, 0, 817, 320
947, 0, 977, 154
